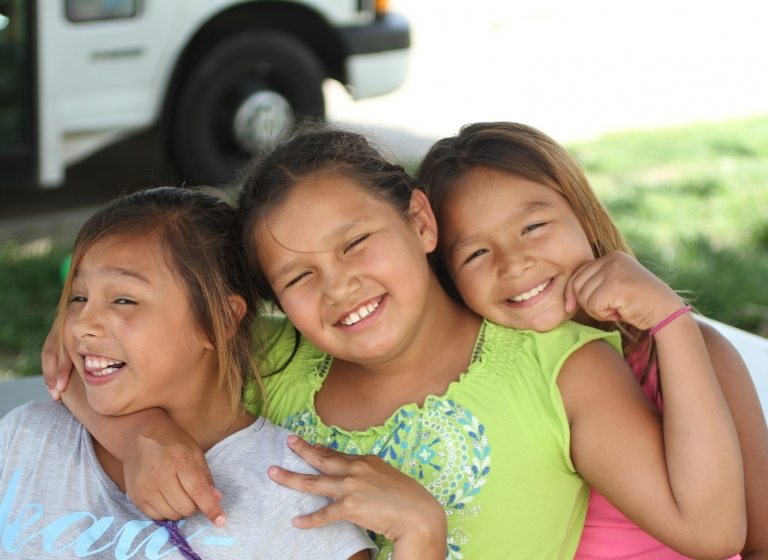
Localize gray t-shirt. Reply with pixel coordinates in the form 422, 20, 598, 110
0, 401, 374, 559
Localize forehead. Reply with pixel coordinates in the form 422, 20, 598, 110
445, 167, 563, 216
256, 173, 394, 254
75, 233, 176, 283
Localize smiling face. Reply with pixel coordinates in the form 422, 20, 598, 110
439, 166, 595, 332
254, 172, 438, 366
63, 233, 217, 416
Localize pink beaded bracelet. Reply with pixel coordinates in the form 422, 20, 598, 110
649, 305, 693, 336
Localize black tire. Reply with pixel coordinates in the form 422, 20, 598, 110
171, 31, 325, 186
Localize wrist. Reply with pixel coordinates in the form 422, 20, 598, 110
649, 304, 693, 336
393, 500, 446, 557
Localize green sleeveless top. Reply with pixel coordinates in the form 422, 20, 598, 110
247, 316, 622, 560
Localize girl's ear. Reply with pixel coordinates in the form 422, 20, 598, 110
203, 294, 247, 350
409, 189, 439, 253
226, 294, 248, 339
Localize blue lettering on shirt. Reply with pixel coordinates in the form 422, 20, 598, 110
0, 468, 235, 557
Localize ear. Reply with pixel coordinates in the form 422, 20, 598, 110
409, 189, 439, 253
201, 294, 247, 350
226, 294, 248, 340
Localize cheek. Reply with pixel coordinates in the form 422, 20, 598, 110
275, 293, 309, 329
62, 313, 78, 350
452, 270, 485, 308
453, 263, 486, 289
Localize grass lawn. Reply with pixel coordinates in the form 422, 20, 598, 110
2, 115, 767, 377
570, 116, 768, 336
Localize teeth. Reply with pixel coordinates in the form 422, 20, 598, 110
84, 356, 125, 376
340, 299, 380, 326
510, 280, 550, 302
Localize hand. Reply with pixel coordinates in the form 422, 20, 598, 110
268, 435, 446, 557
41, 322, 73, 400
565, 251, 684, 331
123, 416, 227, 527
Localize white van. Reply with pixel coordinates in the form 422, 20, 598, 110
0, 0, 410, 187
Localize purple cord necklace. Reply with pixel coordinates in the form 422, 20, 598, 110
154, 520, 202, 560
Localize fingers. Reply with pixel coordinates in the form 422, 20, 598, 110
128, 472, 225, 525
41, 351, 61, 401
268, 464, 332, 497
177, 464, 227, 527
267, 465, 370, 530
292, 501, 346, 529
284, 435, 349, 475
132, 490, 185, 521
41, 328, 73, 399
569, 262, 622, 323
564, 266, 584, 314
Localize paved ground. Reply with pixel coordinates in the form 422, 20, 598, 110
330, 0, 768, 160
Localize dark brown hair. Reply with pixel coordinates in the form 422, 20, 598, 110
238, 123, 416, 304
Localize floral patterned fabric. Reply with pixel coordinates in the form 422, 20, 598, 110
249, 316, 621, 559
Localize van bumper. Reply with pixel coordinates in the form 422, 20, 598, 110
338, 13, 410, 99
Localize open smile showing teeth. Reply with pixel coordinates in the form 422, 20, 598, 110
510, 279, 551, 302
340, 298, 382, 326
84, 355, 126, 377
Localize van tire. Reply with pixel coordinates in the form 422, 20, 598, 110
171, 31, 325, 186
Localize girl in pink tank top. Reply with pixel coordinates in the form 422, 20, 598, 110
576, 344, 741, 559
419, 122, 768, 557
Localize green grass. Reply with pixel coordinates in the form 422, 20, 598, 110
0, 241, 70, 378
2, 115, 767, 377
571, 116, 768, 335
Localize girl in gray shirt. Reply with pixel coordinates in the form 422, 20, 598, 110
0, 187, 375, 560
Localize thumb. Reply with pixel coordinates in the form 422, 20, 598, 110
564, 276, 578, 313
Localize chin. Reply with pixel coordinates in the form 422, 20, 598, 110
498, 313, 567, 334
86, 395, 131, 417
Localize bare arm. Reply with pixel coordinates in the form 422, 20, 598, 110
43, 325, 224, 524
562, 333, 744, 559
565, 252, 746, 556
700, 322, 768, 559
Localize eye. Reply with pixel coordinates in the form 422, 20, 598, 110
68, 295, 87, 304
522, 222, 547, 234
344, 234, 370, 254
284, 271, 311, 289
462, 248, 489, 265
113, 297, 137, 305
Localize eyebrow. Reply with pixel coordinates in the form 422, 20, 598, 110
71, 266, 151, 284
448, 200, 553, 254
107, 266, 151, 283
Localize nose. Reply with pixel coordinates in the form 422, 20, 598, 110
322, 264, 361, 304
69, 300, 104, 340
497, 250, 534, 278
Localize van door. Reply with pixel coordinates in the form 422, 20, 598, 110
0, 0, 36, 186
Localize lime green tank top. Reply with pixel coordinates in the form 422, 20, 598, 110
247, 316, 622, 559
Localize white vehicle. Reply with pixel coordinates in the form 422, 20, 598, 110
0, 0, 410, 187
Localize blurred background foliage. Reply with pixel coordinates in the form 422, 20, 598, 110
572, 116, 768, 336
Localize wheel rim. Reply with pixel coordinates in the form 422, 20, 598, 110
232, 90, 295, 153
